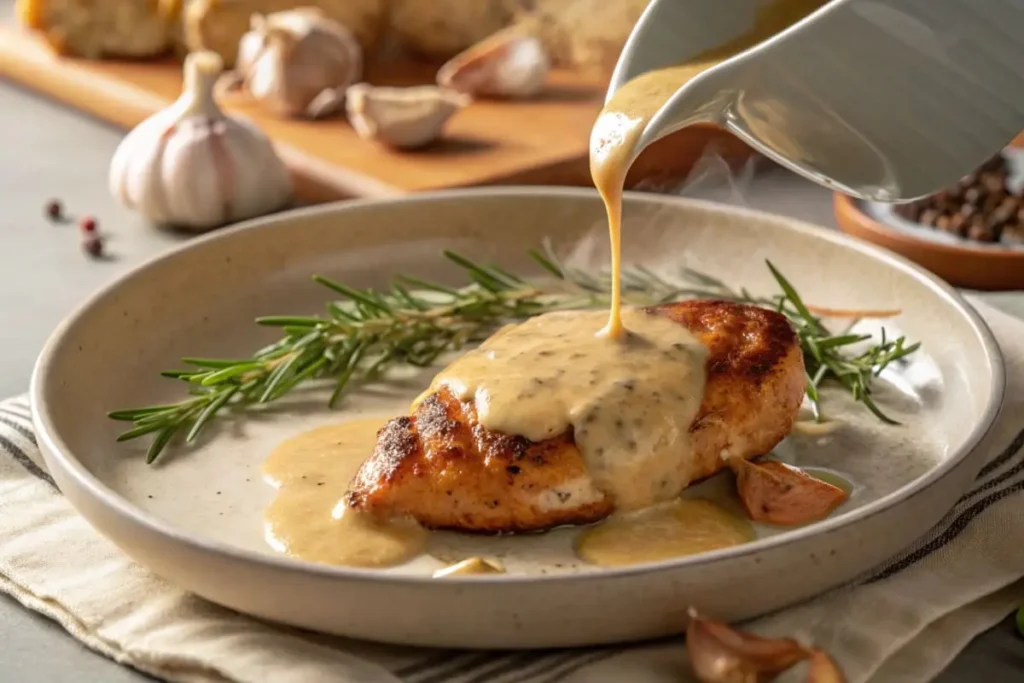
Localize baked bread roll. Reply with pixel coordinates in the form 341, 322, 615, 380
513, 0, 650, 75
16, 0, 173, 58
389, 0, 515, 61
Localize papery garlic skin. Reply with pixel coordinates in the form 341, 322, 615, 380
110, 51, 292, 232
235, 8, 363, 119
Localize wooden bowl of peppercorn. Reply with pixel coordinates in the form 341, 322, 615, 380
834, 148, 1024, 291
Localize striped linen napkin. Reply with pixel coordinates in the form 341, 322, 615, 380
2, 297, 1024, 683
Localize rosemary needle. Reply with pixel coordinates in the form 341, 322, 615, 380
109, 244, 920, 463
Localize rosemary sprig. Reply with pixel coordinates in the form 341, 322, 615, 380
670, 261, 921, 424
110, 244, 919, 463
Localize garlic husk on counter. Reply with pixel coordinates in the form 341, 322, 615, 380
109, 51, 292, 232
346, 83, 469, 150
437, 28, 550, 99
231, 7, 363, 119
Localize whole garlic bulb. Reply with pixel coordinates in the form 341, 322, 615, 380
233, 8, 363, 119
109, 51, 293, 232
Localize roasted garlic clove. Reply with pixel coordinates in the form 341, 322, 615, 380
390, 0, 513, 60
19, 0, 171, 59
437, 28, 550, 99
346, 83, 469, 150
732, 459, 849, 526
233, 8, 363, 119
686, 608, 811, 683
432, 557, 505, 578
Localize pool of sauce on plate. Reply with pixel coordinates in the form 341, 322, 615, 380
261, 418, 849, 570
576, 499, 754, 567
430, 307, 707, 510
263, 419, 426, 568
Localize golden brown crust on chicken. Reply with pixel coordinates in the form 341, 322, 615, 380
346, 388, 613, 533
655, 301, 806, 483
346, 300, 805, 533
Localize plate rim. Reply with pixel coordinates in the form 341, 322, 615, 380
30, 186, 1007, 586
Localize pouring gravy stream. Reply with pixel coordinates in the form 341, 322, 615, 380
263, 0, 830, 572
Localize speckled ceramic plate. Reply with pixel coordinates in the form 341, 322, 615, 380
31, 188, 1003, 648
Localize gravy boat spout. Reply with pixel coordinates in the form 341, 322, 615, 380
609, 0, 1024, 202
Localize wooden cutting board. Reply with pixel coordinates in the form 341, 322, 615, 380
0, 23, 754, 201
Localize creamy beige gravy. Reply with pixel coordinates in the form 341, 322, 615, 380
577, 499, 754, 567
263, 420, 426, 568
431, 307, 708, 510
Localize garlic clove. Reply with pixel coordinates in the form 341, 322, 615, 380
437, 27, 550, 99
432, 557, 505, 578
731, 459, 849, 527
685, 608, 812, 683
234, 8, 363, 119
790, 418, 843, 436
346, 83, 469, 150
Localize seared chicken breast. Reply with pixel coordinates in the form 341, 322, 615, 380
346, 300, 805, 533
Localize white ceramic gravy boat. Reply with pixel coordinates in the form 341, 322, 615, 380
609, 0, 1024, 201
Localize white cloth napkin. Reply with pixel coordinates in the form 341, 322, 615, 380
2, 298, 1024, 683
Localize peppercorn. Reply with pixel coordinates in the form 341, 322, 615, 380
891, 152, 1024, 246
983, 190, 1007, 213
79, 216, 98, 233
963, 186, 985, 205
992, 196, 1018, 227
45, 199, 63, 222
1003, 222, 1024, 245
967, 217, 998, 243
918, 208, 939, 226
82, 235, 104, 258
981, 171, 1006, 194
947, 213, 964, 236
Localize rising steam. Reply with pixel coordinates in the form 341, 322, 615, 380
558, 144, 764, 277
